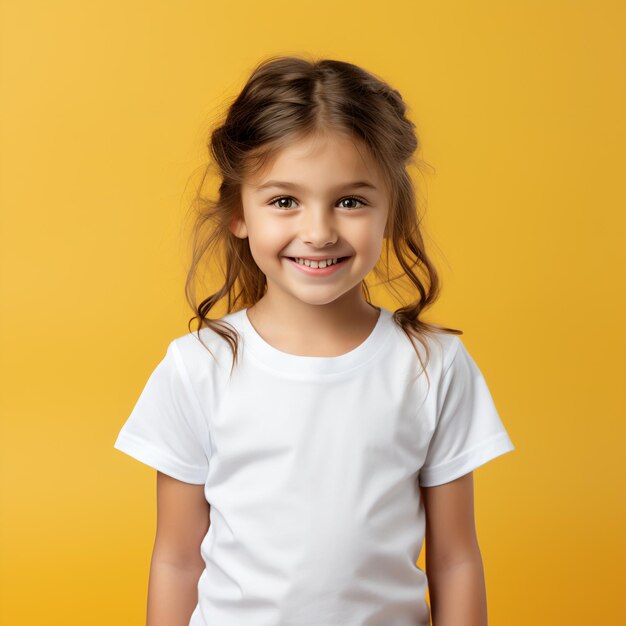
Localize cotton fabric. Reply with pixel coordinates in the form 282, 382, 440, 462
113, 305, 515, 625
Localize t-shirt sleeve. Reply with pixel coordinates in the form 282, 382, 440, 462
113, 340, 211, 485
418, 337, 515, 487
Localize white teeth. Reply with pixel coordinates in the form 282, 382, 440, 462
294, 257, 339, 268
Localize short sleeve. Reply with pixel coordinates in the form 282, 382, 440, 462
418, 337, 515, 487
113, 340, 211, 485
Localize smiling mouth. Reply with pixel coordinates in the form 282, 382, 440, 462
287, 256, 351, 268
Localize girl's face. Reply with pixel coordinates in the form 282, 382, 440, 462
233, 131, 389, 310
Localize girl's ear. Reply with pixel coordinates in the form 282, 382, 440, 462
229, 215, 248, 239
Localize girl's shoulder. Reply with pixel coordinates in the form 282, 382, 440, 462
169, 310, 245, 375
388, 315, 462, 376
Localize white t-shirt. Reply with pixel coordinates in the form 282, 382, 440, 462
113, 305, 515, 626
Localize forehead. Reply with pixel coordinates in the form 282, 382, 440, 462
245, 132, 385, 191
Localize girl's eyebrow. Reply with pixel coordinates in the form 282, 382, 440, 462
254, 180, 378, 192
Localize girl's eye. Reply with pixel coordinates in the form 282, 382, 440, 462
268, 196, 368, 210
270, 196, 297, 210
338, 196, 368, 209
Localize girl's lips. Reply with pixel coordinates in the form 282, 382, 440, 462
285, 256, 351, 276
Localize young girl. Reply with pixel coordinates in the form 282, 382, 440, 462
114, 55, 515, 626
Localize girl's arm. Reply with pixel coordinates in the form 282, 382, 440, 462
421, 472, 488, 626
146, 471, 210, 626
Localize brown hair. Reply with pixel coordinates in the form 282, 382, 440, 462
184, 54, 462, 388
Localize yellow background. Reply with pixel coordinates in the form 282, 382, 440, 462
1, 1, 624, 624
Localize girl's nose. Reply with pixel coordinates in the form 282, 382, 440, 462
301, 207, 337, 247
